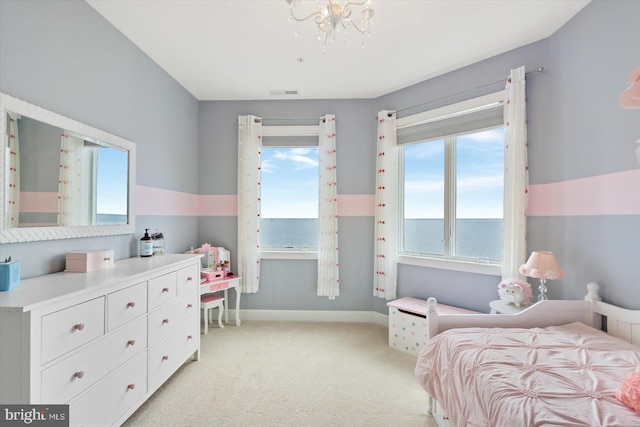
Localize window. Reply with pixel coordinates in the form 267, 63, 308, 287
398, 92, 505, 266
260, 146, 319, 250
95, 147, 128, 225
402, 127, 504, 262
260, 126, 320, 254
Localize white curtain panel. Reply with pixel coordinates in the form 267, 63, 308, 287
502, 66, 529, 280
373, 111, 399, 300
57, 132, 84, 226
317, 114, 340, 299
237, 115, 262, 293
6, 112, 20, 228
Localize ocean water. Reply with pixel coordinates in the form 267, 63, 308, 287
260, 218, 502, 260
96, 213, 127, 225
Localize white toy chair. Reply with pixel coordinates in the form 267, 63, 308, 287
200, 294, 224, 334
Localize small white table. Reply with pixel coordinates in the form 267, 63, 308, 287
489, 299, 528, 314
200, 275, 242, 326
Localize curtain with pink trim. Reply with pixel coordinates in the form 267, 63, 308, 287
317, 114, 340, 299
237, 115, 262, 293
6, 112, 20, 228
57, 132, 85, 226
373, 111, 399, 300
502, 66, 529, 280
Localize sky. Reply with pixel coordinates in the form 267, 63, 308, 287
96, 147, 129, 215
404, 127, 504, 219
260, 126, 503, 220
261, 147, 319, 218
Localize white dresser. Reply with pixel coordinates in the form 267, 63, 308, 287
0, 254, 201, 427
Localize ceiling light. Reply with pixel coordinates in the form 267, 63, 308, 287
286, 0, 375, 52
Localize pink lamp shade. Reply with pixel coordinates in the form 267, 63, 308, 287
619, 68, 640, 109
519, 251, 565, 280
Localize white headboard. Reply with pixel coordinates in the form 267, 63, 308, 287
426, 282, 640, 346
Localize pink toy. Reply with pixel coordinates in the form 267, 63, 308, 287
497, 278, 532, 307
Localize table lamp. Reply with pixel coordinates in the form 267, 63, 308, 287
519, 251, 565, 301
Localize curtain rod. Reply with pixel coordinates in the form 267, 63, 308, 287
386, 66, 545, 117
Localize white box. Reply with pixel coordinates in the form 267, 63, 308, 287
65, 249, 115, 272
387, 297, 478, 356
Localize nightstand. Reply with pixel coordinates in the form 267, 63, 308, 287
489, 300, 528, 314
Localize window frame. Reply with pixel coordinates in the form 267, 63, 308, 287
260, 125, 320, 260
396, 92, 505, 276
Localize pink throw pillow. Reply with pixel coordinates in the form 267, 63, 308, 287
616, 365, 640, 414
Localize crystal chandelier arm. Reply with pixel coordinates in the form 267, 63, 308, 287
289, 5, 324, 23
343, 1, 374, 34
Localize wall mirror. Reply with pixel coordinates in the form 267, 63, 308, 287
0, 92, 136, 243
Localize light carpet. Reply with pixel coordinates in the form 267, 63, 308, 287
123, 321, 437, 427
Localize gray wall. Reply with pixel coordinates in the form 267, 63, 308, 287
538, 0, 640, 307
1, 0, 637, 312
0, 0, 200, 277
198, 100, 375, 311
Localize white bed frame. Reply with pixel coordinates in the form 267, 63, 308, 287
423, 283, 640, 427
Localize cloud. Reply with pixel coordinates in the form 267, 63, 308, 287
262, 200, 318, 218
404, 179, 443, 193
273, 148, 318, 169
461, 128, 504, 142
457, 174, 503, 189
405, 173, 502, 194
261, 158, 275, 173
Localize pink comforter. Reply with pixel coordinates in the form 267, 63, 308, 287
415, 323, 640, 426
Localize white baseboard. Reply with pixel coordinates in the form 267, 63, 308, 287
227, 309, 389, 327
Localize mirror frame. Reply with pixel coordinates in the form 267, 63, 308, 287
0, 92, 136, 243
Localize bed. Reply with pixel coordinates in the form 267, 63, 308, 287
414, 283, 640, 427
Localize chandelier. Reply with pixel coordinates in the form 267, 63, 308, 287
286, 0, 375, 51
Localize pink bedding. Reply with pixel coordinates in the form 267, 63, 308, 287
415, 322, 640, 426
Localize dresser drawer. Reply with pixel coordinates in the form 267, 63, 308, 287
176, 264, 199, 295
69, 351, 147, 427
148, 321, 198, 390
41, 297, 105, 364
41, 316, 147, 403
107, 281, 147, 331
148, 290, 198, 344
148, 272, 177, 310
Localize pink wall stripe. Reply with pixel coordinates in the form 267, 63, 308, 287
19, 192, 57, 213
527, 169, 640, 216
136, 187, 376, 217
35, 175, 640, 219
136, 185, 199, 216
199, 195, 238, 216
337, 194, 375, 216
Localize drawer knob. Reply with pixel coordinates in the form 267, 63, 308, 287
74, 371, 85, 379
162, 287, 170, 293
73, 323, 85, 331
127, 383, 136, 391
162, 318, 170, 324
127, 301, 136, 308
127, 339, 136, 346
187, 335, 193, 340
162, 355, 169, 361
187, 276, 193, 281
187, 303, 193, 309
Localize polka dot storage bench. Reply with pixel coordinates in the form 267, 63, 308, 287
386, 297, 478, 356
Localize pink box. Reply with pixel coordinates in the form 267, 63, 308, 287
201, 268, 223, 281
65, 249, 114, 273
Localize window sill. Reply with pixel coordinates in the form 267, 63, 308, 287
261, 250, 318, 260
398, 255, 501, 276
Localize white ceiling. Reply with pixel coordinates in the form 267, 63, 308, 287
86, 0, 590, 101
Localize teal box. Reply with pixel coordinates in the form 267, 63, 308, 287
0, 261, 20, 291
